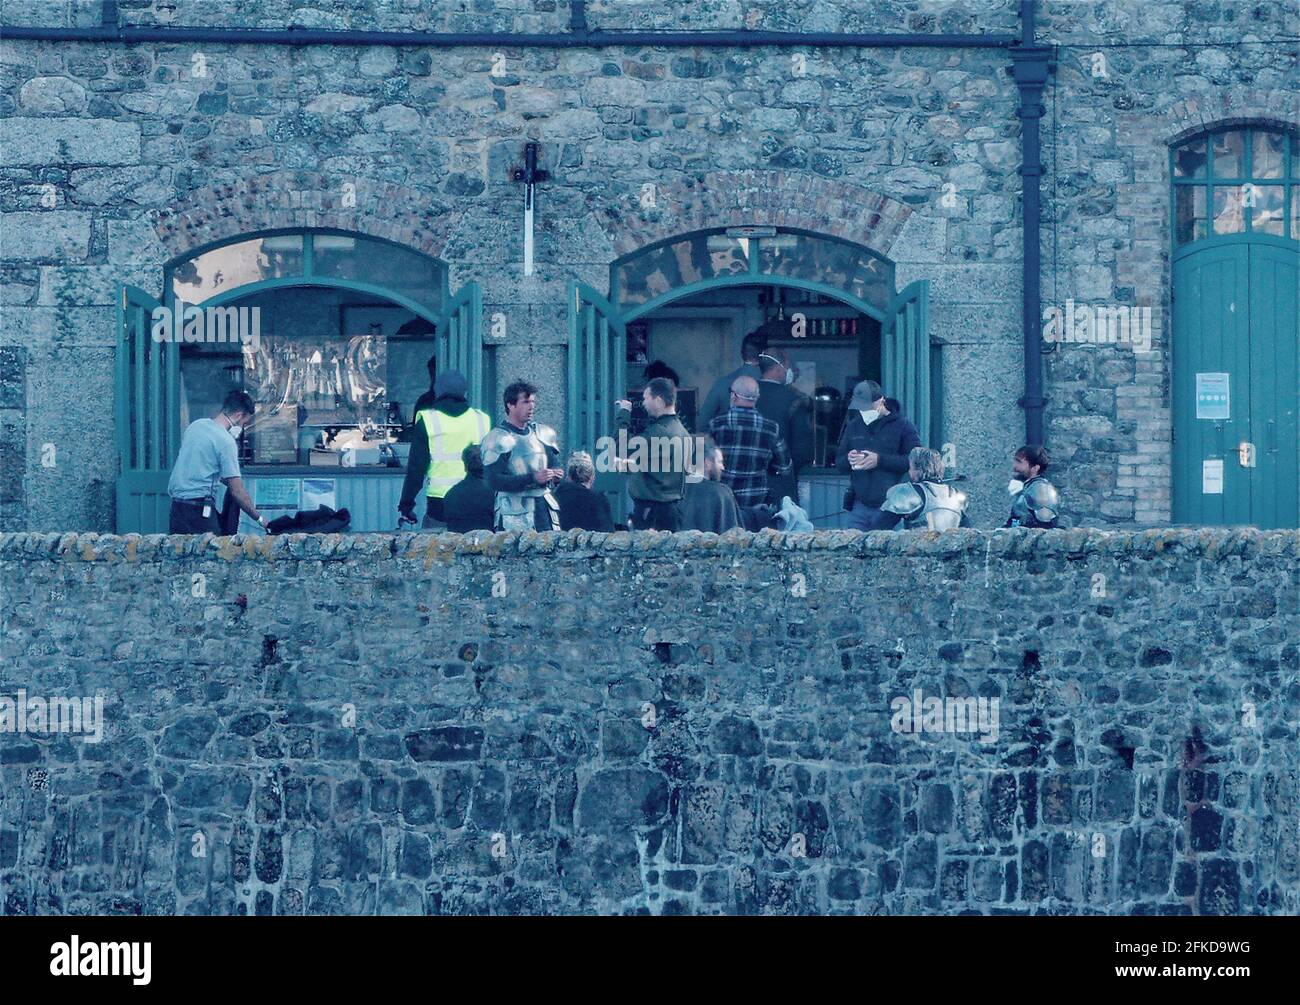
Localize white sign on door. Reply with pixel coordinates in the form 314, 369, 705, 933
1195, 373, 1230, 420
1202, 458, 1224, 495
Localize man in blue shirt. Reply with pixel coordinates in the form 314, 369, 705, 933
167, 389, 269, 534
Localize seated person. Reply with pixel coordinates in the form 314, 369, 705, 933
442, 444, 496, 533
680, 437, 745, 533
554, 451, 615, 532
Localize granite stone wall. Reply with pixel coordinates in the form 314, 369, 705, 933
1, 2, 1295, 532
0, 527, 1296, 915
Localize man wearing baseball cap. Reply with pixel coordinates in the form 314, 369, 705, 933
835, 379, 922, 531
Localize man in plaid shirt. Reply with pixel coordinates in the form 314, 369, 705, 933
707, 375, 792, 507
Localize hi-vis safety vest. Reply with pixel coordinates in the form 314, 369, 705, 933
417, 406, 490, 498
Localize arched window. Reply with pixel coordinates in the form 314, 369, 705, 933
1172, 126, 1299, 245
612, 227, 895, 318
167, 229, 448, 317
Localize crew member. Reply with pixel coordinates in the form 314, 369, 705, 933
1005, 444, 1060, 528
614, 376, 691, 531
697, 329, 768, 429
679, 437, 745, 534
708, 375, 791, 507
167, 389, 269, 534
399, 369, 490, 530
881, 447, 968, 530
554, 451, 615, 532
835, 380, 922, 531
755, 348, 814, 505
480, 380, 564, 531
442, 444, 496, 533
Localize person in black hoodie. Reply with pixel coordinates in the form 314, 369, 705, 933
835, 379, 922, 531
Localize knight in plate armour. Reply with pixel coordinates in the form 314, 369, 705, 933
1004, 444, 1060, 529
881, 446, 969, 530
480, 379, 564, 531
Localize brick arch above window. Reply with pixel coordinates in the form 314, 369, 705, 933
598, 169, 915, 259
153, 170, 463, 263
1160, 89, 1299, 148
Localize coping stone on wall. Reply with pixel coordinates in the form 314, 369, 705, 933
0, 528, 1295, 565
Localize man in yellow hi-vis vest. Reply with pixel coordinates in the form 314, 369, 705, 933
399, 369, 490, 530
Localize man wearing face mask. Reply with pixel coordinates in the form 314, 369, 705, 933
755, 348, 814, 506
167, 389, 270, 534
835, 379, 922, 531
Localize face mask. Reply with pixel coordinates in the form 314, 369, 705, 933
860, 409, 879, 426
784, 368, 795, 386
1008, 479, 1025, 496
228, 425, 243, 440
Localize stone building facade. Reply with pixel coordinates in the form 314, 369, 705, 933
0, 0, 1297, 532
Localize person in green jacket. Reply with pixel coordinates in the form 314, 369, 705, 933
614, 376, 693, 531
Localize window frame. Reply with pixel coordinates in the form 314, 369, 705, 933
1171, 125, 1298, 250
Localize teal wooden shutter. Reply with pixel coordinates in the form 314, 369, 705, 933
439, 281, 486, 409
115, 285, 179, 533
885, 280, 933, 446
567, 281, 626, 523
1246, 242, 1298, 529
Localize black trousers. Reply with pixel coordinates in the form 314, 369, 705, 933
631, 499, 682, 532
421, 496, 446, 530
169, 498, 219, 534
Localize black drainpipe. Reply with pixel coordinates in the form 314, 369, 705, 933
1010, 1, 1053, 446
3, 0, 1046, 444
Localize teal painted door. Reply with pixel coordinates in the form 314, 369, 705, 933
438, 281, 486, 409
884, 280, 935, 446
115, 285, 180, 533
567, 281, 626, 523
1246, 242, 1299, 528
1174, 240, 1298, 528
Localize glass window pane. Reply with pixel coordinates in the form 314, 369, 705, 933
171, 235, 304, 303
615, 233, 747, 306
312, 235, 442, 314
1212, 131, 1245, 179
1173, 139, 1207, 178
1252, 131, 1286, 179
758, 234, 893, 313
1291, 133, 1300, 178
1175, 186, 1207, 245
1212, 186, 1246, 234
1249, 185, 1285, 235
1290, 184, 1299, 238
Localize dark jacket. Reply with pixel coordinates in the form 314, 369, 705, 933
400, 394, 472, 514
835, 410, 922, 508
442, 473, 495, 533
615, 409, 690, 503
266, 505, 351, 535
697, 362, 761, 430
554, 479, 615, 532
679, 477, 744, 534
756, 380, 813, 502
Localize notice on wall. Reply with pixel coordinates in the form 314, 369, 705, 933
1202, 458, 1224, 495
240, 478, 302, 534
1195, 373, 1230, 420
302, 478, 337, 511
